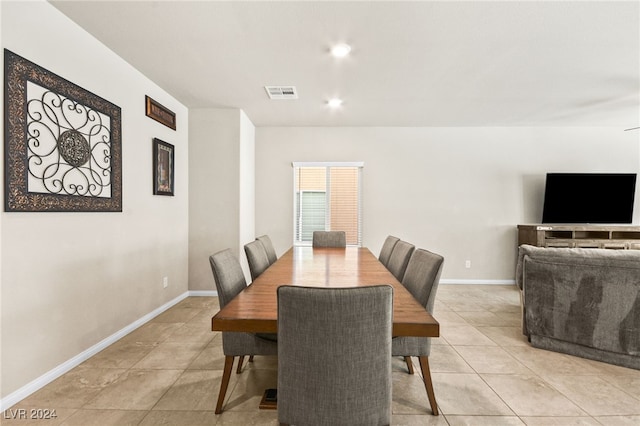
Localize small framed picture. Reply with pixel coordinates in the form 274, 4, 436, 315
145, 95, 176, 130
153, 138, 174, 196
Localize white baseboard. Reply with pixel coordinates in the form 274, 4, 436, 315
189, 290, 217, 297
440, 279, 516, 285
0, 291, 190, 411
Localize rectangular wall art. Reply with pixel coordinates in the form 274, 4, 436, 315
153, 138, 174, 196
4, 49, 122, 212
145, 96, 176, 130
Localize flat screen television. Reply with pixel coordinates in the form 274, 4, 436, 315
542, 173, 637, 224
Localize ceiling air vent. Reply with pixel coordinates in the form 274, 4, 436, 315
264, 86, 298, 100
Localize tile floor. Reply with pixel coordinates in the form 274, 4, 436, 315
3, 285, 640, 425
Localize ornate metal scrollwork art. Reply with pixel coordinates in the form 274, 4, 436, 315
4, 49, 122, 212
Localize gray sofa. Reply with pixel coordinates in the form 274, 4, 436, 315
516, 244, 640, 370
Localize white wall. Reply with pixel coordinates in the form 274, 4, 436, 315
255, 127, 640, 282
1, 0, 189, 398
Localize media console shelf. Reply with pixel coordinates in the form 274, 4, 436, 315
518, 224, 640, 250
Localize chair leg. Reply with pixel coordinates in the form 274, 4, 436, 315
236, 355, 245, 373
404, 356, 415, 374
418, 356, 438, 416
249, 355, 255, 362
215, 356, 235, 414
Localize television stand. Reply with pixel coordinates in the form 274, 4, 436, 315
518, 224, 640, 250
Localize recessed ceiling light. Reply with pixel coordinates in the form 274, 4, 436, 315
331, 43, 351, 58
327, 98, 343, 108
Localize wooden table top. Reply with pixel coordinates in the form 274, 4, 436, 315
211, 246, 439, 337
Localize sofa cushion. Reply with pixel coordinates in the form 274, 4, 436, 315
516, 244, 640, 290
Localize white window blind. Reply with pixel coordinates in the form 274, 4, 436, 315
293, 162, 363, 246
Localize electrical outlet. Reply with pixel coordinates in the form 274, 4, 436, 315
163, 276, 169, 288
465, 260, 471, 269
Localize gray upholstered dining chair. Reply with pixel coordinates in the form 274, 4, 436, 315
312, 230, 347, 248
209, 249, 278, 414
244, 240, 270, 281
393, 248, 444, 415
256, 234, 277, 265
386, 240, 415, 282
277, 285, 393, 426
378, 235, 400, 267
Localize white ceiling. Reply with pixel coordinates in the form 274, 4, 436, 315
50, 0, 640, 128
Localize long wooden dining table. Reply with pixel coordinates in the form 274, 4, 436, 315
211, 245, 440, 414
212, 245, 439, 338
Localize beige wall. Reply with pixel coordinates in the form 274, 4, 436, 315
239, 111, 256, 274
255, 127, 640, 282
188, 108, 255, 291
1, 1, 189, 398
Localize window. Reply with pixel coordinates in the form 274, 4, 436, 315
293, 162, 363, 246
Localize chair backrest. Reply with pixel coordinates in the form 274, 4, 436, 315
378, 235, 400, 267
244, 240, 270, 281
209, 249, 247, 308
312, 230, 347, 248
402, 248, 444, 314
386, 240, 415, 282
256, 234, 277, 265
277, 285, 393, 426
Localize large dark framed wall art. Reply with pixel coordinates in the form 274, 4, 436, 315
4, 49, 122, 212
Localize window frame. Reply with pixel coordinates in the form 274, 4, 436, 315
292, 161, 364, 247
